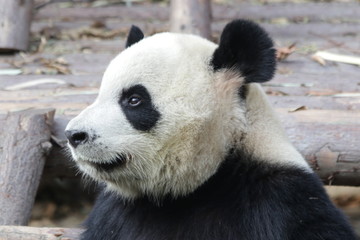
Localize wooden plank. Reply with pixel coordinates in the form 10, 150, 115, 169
34, 4, 169, 21
0, 226, 83, 240
29, 21, 360, 48
0, 88, 99, 102
0, 75, 101, 89
1, 65, 360, 94
33, 2, 360, 22
0, 109, 55, 225
274, 96, 360, 110
212, 2, 360, 22
279, 109, 360, 186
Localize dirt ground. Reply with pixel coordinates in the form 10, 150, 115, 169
0, 0, 359, 235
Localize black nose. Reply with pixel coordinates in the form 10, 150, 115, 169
65, 130, 89, 148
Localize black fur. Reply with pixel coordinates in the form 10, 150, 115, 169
82, 150, 356, 240
238, 85, 248, 99
119, 84, 160, 131
211, 19, 276, 83
125, 25, 144, 48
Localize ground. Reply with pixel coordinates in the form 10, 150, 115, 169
0, 0, 359, 235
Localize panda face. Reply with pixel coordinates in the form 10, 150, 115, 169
66, 20, 309, 200
65, 32, 246, 199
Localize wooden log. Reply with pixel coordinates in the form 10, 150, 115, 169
170, 0, 212, 39
33, 2, 360, 22
0, 109, 55, 226
0, 226, 83, 240
279, 109, 360, 186
0, 0, 34, 52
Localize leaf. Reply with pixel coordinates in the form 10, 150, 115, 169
271, 18, 289, 25
307, 90, 341, 96
54, 57, 69, 66
40, 57, 71, 74
265, 89, 289, 96
276, 43, 296, 61
37, 36, 47, 53
63, 26, 127, 40
288, 106, 307, 113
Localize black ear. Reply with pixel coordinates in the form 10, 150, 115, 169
125, 25, 144, 48
211, 20, 276, 83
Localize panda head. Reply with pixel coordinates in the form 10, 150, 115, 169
65, 20, 308, 200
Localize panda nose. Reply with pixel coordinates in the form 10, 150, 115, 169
65, 130, 89, 148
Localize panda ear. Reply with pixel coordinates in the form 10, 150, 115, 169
211, 20, 276, 83
125, 25, 144, 48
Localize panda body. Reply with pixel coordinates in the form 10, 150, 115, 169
83, 152, 354, 240
65, 20, 357, 240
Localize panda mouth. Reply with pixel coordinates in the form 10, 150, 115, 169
89, 154, 127, 171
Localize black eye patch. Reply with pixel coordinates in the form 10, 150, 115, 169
119, 84, 161, 131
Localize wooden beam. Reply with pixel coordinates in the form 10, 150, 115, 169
0, 109, 55, 225
170, 0, 212, 39
0, 226, 83, 240
278, 109, 360, 186
0, 0, 34, 52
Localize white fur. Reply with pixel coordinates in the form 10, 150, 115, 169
66, 32, 310, 200
242, 83, 311, 171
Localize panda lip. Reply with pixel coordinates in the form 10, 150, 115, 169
89, 155, 127, 171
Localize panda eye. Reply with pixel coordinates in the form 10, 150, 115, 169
128, 95, 142, 107
119, 84, 160, 131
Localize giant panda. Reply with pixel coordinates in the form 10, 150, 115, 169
65, 19, 357, 240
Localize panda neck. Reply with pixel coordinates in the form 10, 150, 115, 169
128, 147, 309, 206
239, 83, 311, 171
